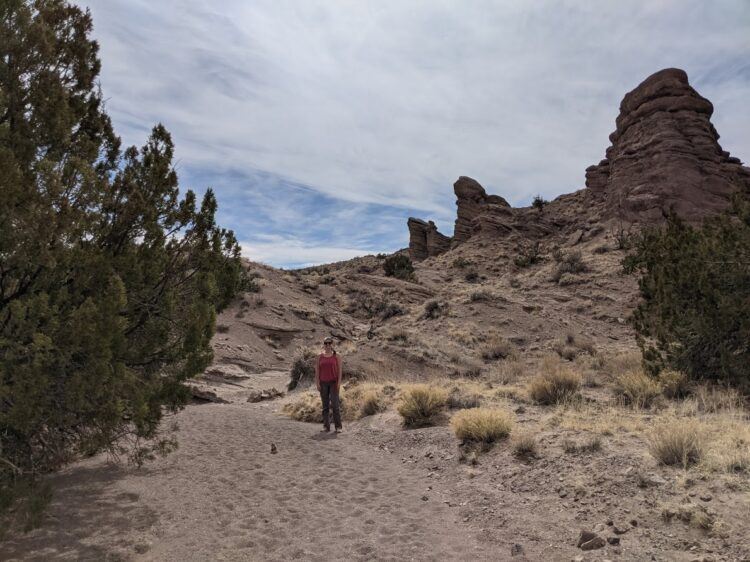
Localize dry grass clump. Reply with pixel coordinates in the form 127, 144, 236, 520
614, 371, 662, 408
446, 383, 483, 410
488, 359, 525, 385
387, 329, 409, 343
598, 350, 642, 377
450, 408, 514, 444
511, 431, 538, 458
287, 347, 318, 390
480, 336, 516, 361
661, 504, 723, 535
422, 299, 449, 319
469, 289, 493, 302
562, 435, 603, 454
658, 369, 690, 399
689, 385, 743, 414
528, 359, 581, 405
551, 250, 588, 283
649, 419, 705, 468
397, 384, 448, 427
282, 391, 323, 423
554, 332, 596, 361
346, 383, 391, 417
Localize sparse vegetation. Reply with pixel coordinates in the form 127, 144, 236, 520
551, 250, 588, 282
532, 195, 548, 212
480, 337, 516, 361
511, 432, 538, 458
464, 270, 479, 283
288, 348, 317, 390
383, 254, 415, 281
450, 408, 514, 443
446, 384, 483, 409
649, 419, 705, 468
614, 371, 662, 408
528, 360, 581, 405
397, 385, 448, 427
554, 332, 596, 360
422, 299, 449, 319
658, 369, 690, 399
469, 290, 492, 302
562, 435, 602, 454
452, 257, 471, 268
514, 241, 542, 268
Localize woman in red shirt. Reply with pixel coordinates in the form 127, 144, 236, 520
315, 336, 343, 432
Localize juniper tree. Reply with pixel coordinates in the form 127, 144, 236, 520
624, 198, 750, 387
0, 0, 245, 524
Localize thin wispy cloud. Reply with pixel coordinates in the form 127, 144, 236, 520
82, 0, 750, 266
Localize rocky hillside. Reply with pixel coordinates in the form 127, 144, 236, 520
193, 67, 749, 401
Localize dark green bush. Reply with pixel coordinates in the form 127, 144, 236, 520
383, 254, 415, 281
624, 201, 750, 386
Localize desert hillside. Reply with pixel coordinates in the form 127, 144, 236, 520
3, 68, 749, 561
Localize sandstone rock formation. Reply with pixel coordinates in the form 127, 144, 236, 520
587, 68, 750, 222
453, 176, 510, 244
407, 218, 451, 261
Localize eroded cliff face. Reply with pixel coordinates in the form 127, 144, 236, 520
408, 68, 750, 259
587, 68, 750, 222
407, 218, 451, 261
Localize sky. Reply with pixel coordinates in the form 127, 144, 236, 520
80, 0, 750, 268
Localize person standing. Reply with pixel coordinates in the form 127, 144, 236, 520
315, 336, 343, 433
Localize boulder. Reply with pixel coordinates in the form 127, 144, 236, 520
587, 68, 750, 222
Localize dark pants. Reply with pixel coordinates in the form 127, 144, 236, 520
319, 382, 342, 430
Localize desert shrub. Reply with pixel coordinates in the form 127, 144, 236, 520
552, 250, 588, 282
658, 370, 690, 399
689, 385, 743, 414
397, 385, 448, 427
464, 270, 479, 283
282, 391, 322, 422
554, 332, 596, 361
528, 365, 581, 405
387, 330, 409, 343
514, 241, 542, 268
481, 337, 516, 361
446, 385, 482, 409
469, 290, 492, 302
661, 504, 720, 533
288, 348, 317, 390
346, 384, 388, 417
452, 257, 471, 268
624, 203, 750, 386
610, 221, 636, 250
450, 408, 514, 443
346, 290, 404, 320
562, 435, 602, 454
614, 371, 662, 408
649, 420, 705, 468
0, 1, 247, 522
422, 299, 449, 319
511, 432, 538, 458
383, 254, 415, 281
216, 324, 230, 334
532, 195, 548, 211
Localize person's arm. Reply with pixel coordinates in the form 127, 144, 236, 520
336, 356, 343, 391
315, 355, 320, 391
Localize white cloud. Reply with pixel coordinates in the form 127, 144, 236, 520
241, 236, 371, 268
83, 0, 750, 220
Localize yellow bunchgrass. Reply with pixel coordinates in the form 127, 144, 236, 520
614, 371, 662, 408
648, 418, 705, 468
450, 408, 514, 443
397, 384, 449, 427
528, 358, 581, 405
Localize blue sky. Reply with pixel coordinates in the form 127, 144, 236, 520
81, 0, 750, 268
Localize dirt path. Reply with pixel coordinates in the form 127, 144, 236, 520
0, 399, 497, 561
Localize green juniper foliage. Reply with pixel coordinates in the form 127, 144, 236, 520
0, 0, 245, 522
382, 253, 415, 281
624, 199, 750, 386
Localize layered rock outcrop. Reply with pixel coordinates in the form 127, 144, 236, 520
407, 218, 451, 261
587, 68, 750, 222
453, 176, 510, 244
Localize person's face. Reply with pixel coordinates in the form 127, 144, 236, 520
324, 341, 333, 350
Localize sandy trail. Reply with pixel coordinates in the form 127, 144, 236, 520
1, 397, 496, 561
